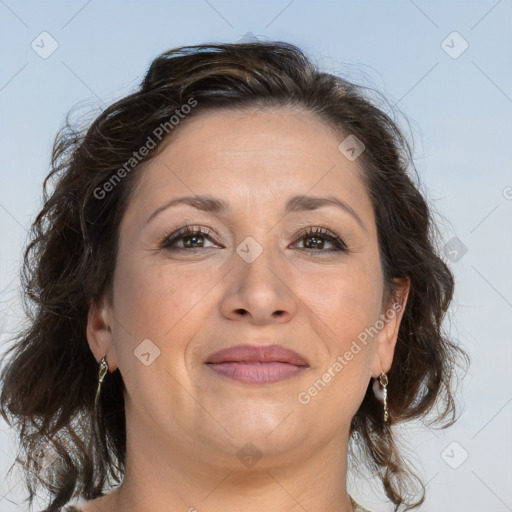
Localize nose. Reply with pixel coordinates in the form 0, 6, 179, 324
219, 242, 297, 325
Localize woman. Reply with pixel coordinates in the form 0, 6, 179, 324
0, 41, 469, 512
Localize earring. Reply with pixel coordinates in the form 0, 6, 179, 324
372, 371, 390, 423
94, 356, 109, 408
380, 372, 389, 422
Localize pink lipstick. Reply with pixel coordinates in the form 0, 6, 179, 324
204, 344, 309, 384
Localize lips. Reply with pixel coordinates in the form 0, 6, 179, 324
204, 344, 309, 384
205, 344, 309, 366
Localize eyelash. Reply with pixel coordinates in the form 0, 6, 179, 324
159, 225, 348, 253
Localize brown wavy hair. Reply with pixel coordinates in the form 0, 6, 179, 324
0, 41, 469, 512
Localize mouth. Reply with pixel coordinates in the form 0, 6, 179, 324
204, 344, 310, 384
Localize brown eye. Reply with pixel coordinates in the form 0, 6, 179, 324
293, 227, 348, 253
161, 226, 219, 250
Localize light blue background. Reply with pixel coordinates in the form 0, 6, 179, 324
1, 1, 511, 511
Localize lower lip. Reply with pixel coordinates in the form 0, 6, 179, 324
205, 362, 308, 384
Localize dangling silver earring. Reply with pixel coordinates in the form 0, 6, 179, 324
380, 372, 389, 422
94, 356, 109, 409
372, 371, 390, 423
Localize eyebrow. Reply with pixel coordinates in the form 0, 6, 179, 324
145, 194, 366, 230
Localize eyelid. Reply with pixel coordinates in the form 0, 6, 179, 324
292, 226, 349, 252
159, 224, 349, 253
159, 225, 222, 249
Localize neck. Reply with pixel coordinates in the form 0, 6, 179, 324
111, 415, 355, 512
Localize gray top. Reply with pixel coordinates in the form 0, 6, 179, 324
351, 495, 374, 512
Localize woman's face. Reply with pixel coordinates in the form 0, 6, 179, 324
88, 106, 408, 468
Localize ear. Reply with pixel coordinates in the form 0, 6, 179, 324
86, 295, 118, 372
371, 277, 410, 378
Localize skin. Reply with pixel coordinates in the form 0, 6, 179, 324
85, 106, 410, 512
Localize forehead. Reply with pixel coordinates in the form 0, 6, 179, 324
123, 106, 374, 227
155, 106, 351, 167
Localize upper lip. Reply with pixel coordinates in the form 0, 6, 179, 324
205, 344, 309, 366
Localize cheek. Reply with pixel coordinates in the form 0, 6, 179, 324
113, 256, 213, 337
299, 260, 382, 342
296, 268, 378, 422
109, 259, 218, 408
294, 260, 382, 412
110, 254, 230, 389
